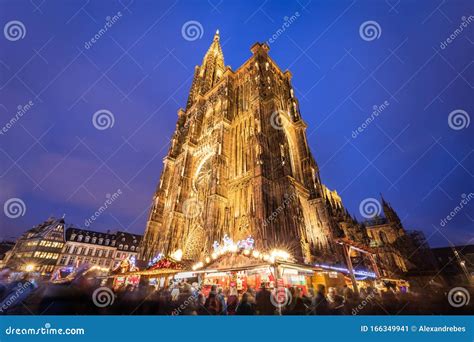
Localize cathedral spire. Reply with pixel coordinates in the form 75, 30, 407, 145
186, 29, 225, 108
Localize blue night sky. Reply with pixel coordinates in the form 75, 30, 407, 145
0, 0, 472, 247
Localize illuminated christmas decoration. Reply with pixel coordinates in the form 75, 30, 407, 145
148, 253, 164, 267
314, 263, 376, 278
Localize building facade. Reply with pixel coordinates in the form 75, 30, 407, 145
140, 32, 343, 264
55, 228, 142, 271
6, 217, 65, 274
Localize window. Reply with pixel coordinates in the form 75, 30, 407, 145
71, 234, 76, 241
68, 257, 75, 266
124, 245, 129, 251
116, 252, 121, 258
83, 248, 88, 255
91, 237, 97, 244
130, 246, 135, 251
118, 244, 123, 250
98, 250, 103, 257
59, 256, 67, 265
105, 239, 110, 246
77, 247, 82, 254
85, 236, 90, 243
77, 235, 83, 242
98, 238, 103, 245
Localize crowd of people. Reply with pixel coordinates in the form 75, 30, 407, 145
1, 267, 467, 315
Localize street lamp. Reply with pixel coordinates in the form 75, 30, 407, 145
25, 264, 35, 272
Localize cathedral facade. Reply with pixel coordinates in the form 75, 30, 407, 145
140, 32, 342, 264
139, 33, 425, 280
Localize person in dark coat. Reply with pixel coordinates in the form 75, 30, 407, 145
236, 293, 255, 315
255, 283, 274, 315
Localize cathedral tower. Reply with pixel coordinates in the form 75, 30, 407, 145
140, 33, 340, 264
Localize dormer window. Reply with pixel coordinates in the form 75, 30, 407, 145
105, 239, 110, 245
91, 237, 97, 244
77, 235, 83, 242
71, 234, 76, 241
124, 245, 129, 251
85, 236, 90, 243
98, 238, 104, 245
118, 244, 123, 250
